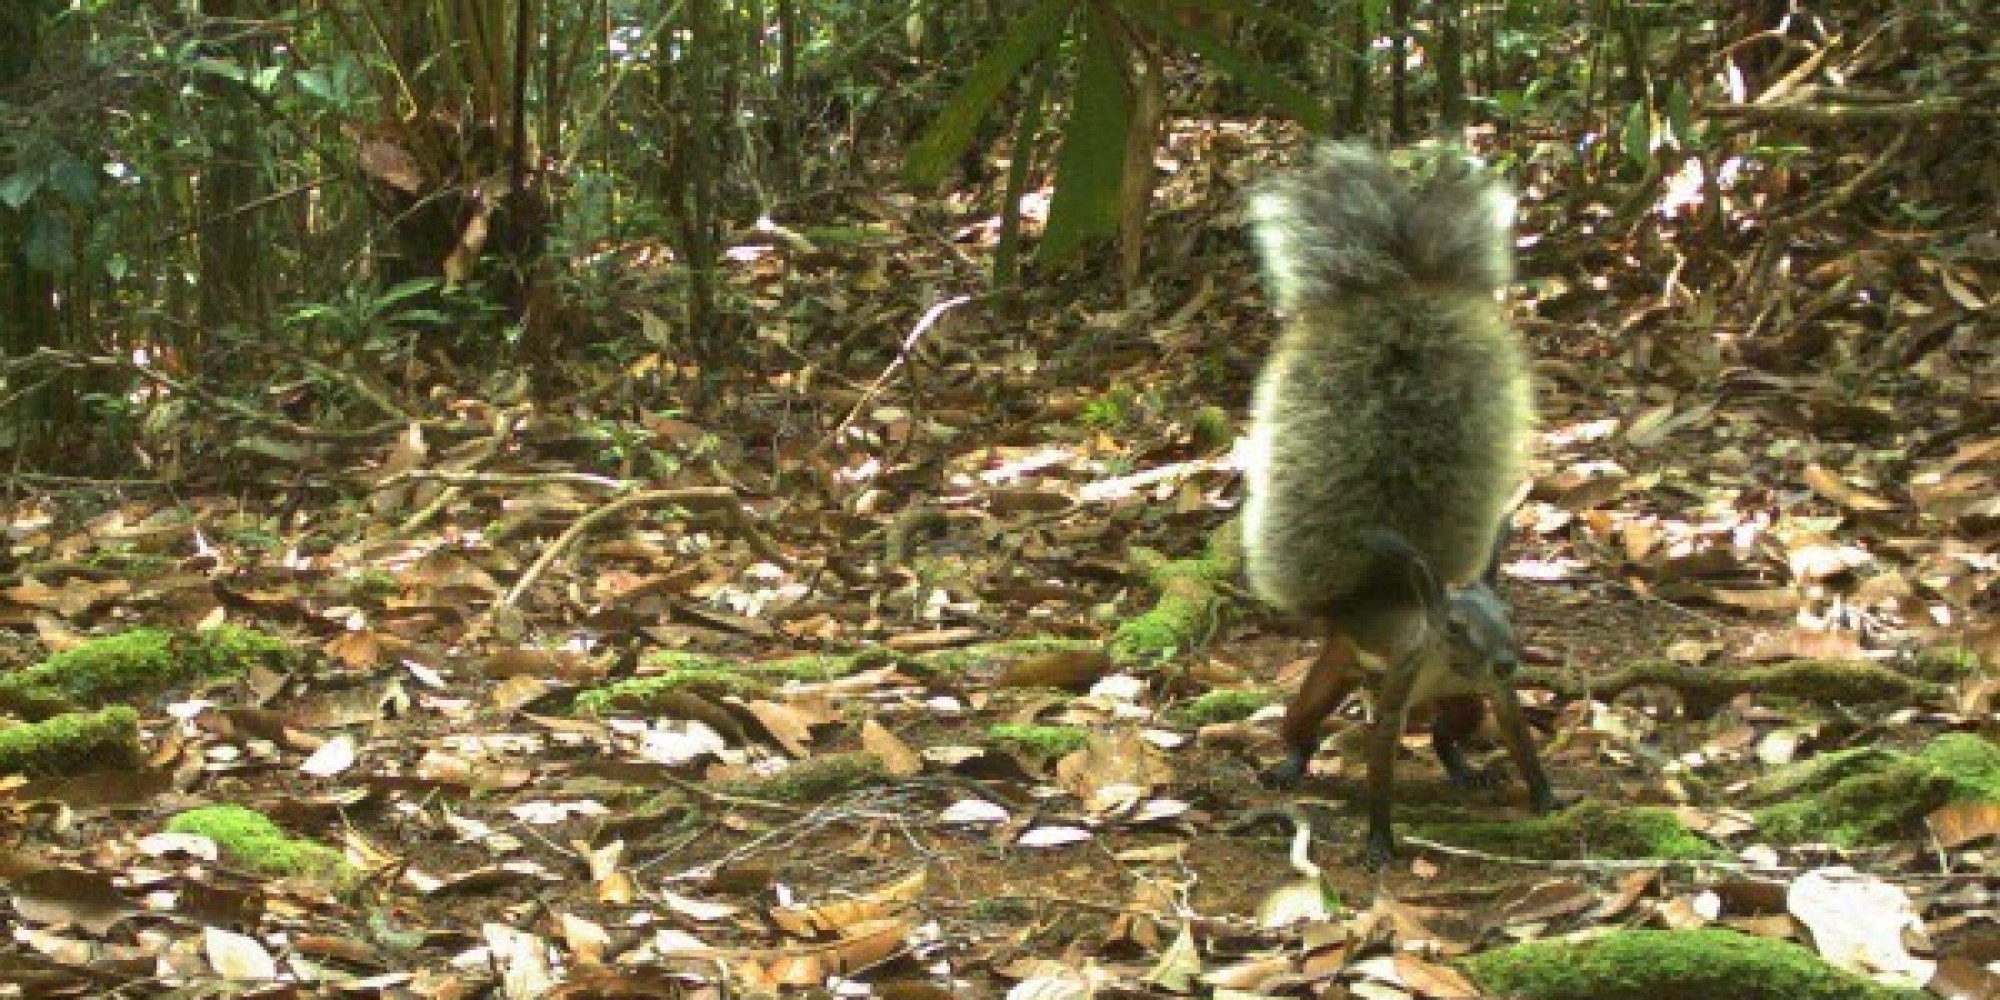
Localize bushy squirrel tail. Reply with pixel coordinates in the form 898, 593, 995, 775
1244, 142, 1516, 312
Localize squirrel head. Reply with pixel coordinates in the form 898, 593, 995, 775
1444, 582, 1519, 681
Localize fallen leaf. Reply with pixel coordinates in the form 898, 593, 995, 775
1016, 826, 1093, 849
300, 734, 358, 777
1788, 867, 1936, 987
1802, 464, 1897, 512
860, 719, 923, 777
1925, 800, 2000, 850
205, 926, 277, 982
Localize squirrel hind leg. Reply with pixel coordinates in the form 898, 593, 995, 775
1264, 631, 1367, 789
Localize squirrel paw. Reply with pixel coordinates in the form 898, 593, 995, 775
1362, 824, 1398, 870
1445, 765, 1499, 794
1260, 752, 1311, 790
1528, 782, 1560, 815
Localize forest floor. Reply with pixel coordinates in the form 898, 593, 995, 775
3, 60, 1999, 1000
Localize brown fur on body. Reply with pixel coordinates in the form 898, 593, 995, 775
1239, 142, 1553, 866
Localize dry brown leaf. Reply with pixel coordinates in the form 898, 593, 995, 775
827, 916, 912, 973
883, 626, 985, 651
1740, 628, 1867, 662
559, 912, 612, 966
1658, 892, 1717, 930
10, 868, 136, 934
1925, 800, 2000, 850
1495, 878, 1597, 925
1055, 727, 1173, 813
1802, 464, 1897, 511
1393, 954, 1481, 998
740, 700, 813, 757
1591, 868, 1661, 921
1929, 955, 2000, 1000
1704, 587, 1802, 614
860, 719, 924, 777
770, 896, 902, 937
997, 649, 1113, 691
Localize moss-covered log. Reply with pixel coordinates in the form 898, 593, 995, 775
1517, 658, 1945, 719
0, 706, 143, 777
1112, 519, 1243, 663
1460, 928, 1925, 1000
0, 626, 298, 720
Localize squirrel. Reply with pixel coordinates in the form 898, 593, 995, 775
1238, 141, 1556, 867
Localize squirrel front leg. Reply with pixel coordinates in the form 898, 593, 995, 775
1488, 683, 1557, 813
1431, 695, 1491, 791
1362, 646, 1425, 868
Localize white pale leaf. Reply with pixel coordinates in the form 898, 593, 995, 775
1788, 867, 1937, 987
1089, 674, 1145, 701
661, 890, 742, 923
1015, 826, 1093, 849
1256, 877, 1333, 929
938, 799, 1010, 825
205, 926, 277, 982
1005, 974, 1093, 1000
1132, 798, 1190, 824
299, 734, 358, 777
507, 800, 611, 825
137, 832, 218, 861
637, 721, 728, 766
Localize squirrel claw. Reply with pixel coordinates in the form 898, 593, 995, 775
1446, 766, 1498, 793
1261, 754, 1309, 790
1362, 826, 1398, 870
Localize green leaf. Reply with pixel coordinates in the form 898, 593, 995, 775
1623, 100, 1652, 169
904, 0, 1076, 186
23, 211, 72, 274
376, 278, 443, 308
1121, 0, 1328, 131
192, 56, 247, 83
1666, 80, 1695, 148
294, 69, 333, 102
48, 154, 99, 207
1039, 11, 1130, 263
0, 170, 41, 209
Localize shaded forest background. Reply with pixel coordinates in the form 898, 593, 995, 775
0, 1, 1995, 997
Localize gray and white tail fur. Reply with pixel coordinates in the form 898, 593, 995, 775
1239, 142, 1532, 655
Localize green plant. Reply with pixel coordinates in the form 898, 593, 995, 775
283, 279, 448, 360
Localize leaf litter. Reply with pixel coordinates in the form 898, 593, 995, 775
2, 22, 1997, 1000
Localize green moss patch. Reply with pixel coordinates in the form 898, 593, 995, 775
715, 752, 886, 802
988, 724, 1090, 761
1460, 928, 1925, 1000
167, 805, 353, 886
1752, 732, 2000, 846
575, 663, 772, 715
1112, 525, 1243, 664
642, 649, 854, 683
0, 626, 297, 718
1169, 689, 1273, 726
1414, 800, 1720, 861
0, 707, 143, 777
1920, 731, 2000, 801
